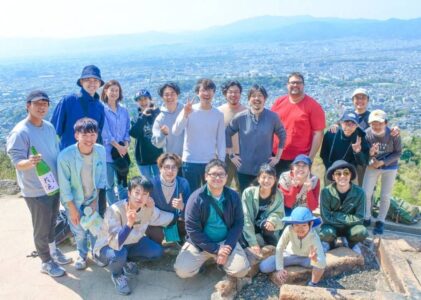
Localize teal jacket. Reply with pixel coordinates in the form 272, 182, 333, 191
320, 183, 365, 228
241, 186, 285, 246
57, 143, 107, 209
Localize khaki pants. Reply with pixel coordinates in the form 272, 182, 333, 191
174, 241, 250, 278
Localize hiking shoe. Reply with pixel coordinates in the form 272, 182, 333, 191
51, 248, 73, 265
111, 274, 131, 295
91, 254, 107, 267
351, 243, 362, 255
321, 241, 330, 253
123, 261, 139, 276
363, 219, 371, 227
74, 256, 87, 270
373, 221, 384, 235
41, 260, 65, 277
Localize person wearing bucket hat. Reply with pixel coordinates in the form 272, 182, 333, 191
130, 88, 163, 180
320, 109, 370, 185
51, 65, 105, 150
260, 207, 326, 287
362, 110, 402, 235
278, 154, 320, 216
319, 160, 368, 255
93, 176, 175, 295
6, 90, 72, 278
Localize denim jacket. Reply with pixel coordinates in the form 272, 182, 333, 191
57, 143, 107, 209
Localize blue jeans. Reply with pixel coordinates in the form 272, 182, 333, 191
99, 236, 163, 276
67, 210, 96, 260
137, 164, 160, 181
106, 162, 128, 205
260, 253, 311, 273
182, 162, 206, 192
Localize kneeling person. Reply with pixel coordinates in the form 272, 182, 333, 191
260, 207, 326, 286
94, 176, 175, 295
174, 159, 250, 280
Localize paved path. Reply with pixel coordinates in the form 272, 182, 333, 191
0, 195, 223, 300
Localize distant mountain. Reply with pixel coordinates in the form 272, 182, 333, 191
2, 15, 421, 59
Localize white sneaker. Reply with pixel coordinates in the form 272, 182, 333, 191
351, 243, 362, 255
74, 256, 87, 270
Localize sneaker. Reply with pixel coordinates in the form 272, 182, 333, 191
41, 260, 65, 277
111, 274, 131, 295
363, 219, 371, 227
321, 241, 330, 253
123, 261, 139, 276
340, 237, 349, 248
91, 254, 108, 267
74, 256, 87, 270
51, 248, 73, 265
351, 243, 362, 255
373, 221, 384, 235
307, 281, 319, 287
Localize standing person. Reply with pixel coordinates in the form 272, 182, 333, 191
51, 65, 105, 150
174, 159, 250, 292
362, 110, 402, 235
241, 164, 285, 257
7, 90, 72, 277
218, 80, 247, 189
271, 72, 326, 175
320, 110, 369, 184
278, 154, 320, 216
57, 118, 108, 270
101, 80, 130, 205
152, 82, 184, 156
129, 89, 163, 180
172, 78, 225, 192
226, 84, 286, 192
319, 160, 368, 255
94, 176, 174, 295
147, 153, 191, 244
259, 207, 326, 287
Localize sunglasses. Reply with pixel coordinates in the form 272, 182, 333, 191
333, 169, 351, 177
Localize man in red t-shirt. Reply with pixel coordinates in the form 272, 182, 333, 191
271, 72, 326, 175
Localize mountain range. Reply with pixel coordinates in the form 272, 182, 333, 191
2, 15, 421, 59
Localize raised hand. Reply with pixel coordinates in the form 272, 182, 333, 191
276, 269, 288, 285
309, 245, 318, 262
391, 126, 400, 137
351, 136, 362, 153
126, 202, 137, 227
183, 97, 194, 118
160, 125, 169, 136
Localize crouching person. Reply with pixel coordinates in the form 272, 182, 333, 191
319, 160, 368, 254
174, 159, 250, 292
259, 207, 326, 287
94, 176, 175, 295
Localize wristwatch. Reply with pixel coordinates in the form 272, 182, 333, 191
229, 153, 237, 159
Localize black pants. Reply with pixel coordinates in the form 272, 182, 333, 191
240, 223, 279, 248
24, 194, 60, 262
237, 173, 256, 193
275, 159, 293, 177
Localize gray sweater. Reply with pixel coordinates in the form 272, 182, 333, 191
152, 103, 184, 156
6, 118, 60, 197
172, 103, 225, 163
226, 109, 286, 176
365, 127, 402, 170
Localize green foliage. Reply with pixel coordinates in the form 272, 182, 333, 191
0, 150, 16, 180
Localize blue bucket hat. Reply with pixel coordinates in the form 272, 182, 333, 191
134, 89, 152, 101
292, 154, 312, 166
77, 65, 104, 87
282, 207, 321, 228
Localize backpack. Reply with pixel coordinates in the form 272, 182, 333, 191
55, 209, 72, 244
374, 196, 420, 225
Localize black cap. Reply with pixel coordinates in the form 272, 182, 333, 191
26, 90, 50, 103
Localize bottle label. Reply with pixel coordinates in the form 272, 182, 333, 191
39, 172, 59, 195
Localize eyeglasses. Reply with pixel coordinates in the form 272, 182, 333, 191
288, 81, 303, 85
333, 169, 351, 177
163, 165, 178, 171
207, 172, 227, 179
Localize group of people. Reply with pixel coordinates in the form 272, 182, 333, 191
6, 65, 402, 296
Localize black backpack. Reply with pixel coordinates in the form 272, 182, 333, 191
55, 209, 72, 244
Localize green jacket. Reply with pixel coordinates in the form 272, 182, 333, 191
320, 183, 366, 228
241, 186, 285, 246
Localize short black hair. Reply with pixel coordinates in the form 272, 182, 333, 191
205, 159, 227, 174
74, 117, 98, 133
158, 82, 181, 98
128, 176, 153, 193
195, 78, 216, 94
221, 80, 242, 96
247, 84, 268, 100
287, 72, 305, 84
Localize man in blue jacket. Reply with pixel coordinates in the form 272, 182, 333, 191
51, 65, 105, 150
174, 159, 250, 283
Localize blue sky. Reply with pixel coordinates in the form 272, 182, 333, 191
2, 0, 421, 38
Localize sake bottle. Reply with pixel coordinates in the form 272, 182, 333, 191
30, 146, 59, 196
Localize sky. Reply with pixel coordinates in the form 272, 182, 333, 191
2, 0, 421, 38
